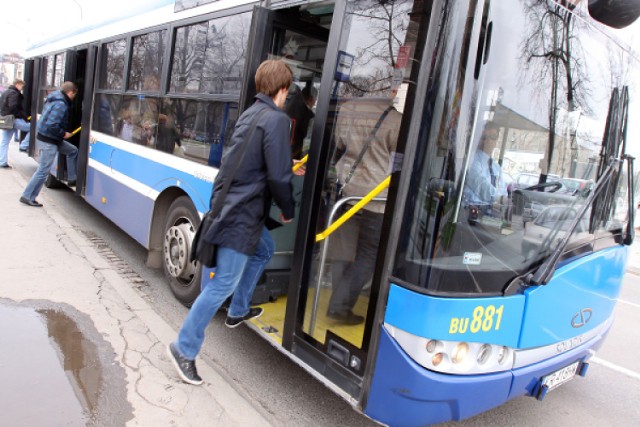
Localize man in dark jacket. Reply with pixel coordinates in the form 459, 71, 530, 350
0, 79, 31, 168
168, 60, 296, 385
20, 82, 79, 207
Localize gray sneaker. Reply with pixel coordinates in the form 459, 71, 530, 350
167, 343, 203, 385
225, 307, 263, 328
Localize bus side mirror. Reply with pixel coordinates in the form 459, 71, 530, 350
588, 0, 640, 29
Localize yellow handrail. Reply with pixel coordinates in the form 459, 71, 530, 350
71, 126, 81, 136
315, 175, 391, 242
292, 154, 308, 173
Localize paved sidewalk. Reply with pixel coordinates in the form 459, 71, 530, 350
0, 146, 271, 426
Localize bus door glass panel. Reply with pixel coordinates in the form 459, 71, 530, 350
303, 0, 420, 351
392, 1, 620, 295
267, 27, 327, 272
54, 53, 65, 88
37, 55, 56, 113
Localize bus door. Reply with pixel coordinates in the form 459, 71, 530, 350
41, 49, 88, 189
240, 1, 427, 399
22, 59, 35, 155
236, 3, 330, 343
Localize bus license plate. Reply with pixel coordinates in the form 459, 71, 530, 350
541, 361, 580, 391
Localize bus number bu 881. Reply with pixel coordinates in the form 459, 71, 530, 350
449, 305, 504, 334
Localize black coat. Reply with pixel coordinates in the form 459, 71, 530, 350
201, 93, 295, 255
1, 85, 27, 120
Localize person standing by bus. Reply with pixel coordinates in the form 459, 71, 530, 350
168, 59, 297, 385
19, 82, 79, 207
0, 79, 31, 167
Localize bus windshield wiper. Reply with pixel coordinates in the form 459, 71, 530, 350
524, 158, 620, 286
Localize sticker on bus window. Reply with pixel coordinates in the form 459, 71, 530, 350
463, 252, 482, 265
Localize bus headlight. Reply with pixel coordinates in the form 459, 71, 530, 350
452, 342, 469, 364
432, 353, 444, 366
385, 324, 515, 374
477, 344, 492, 365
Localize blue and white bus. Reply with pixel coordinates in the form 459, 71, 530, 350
23, 0, 639, 425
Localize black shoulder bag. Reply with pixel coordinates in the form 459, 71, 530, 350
191, 108, 269, 267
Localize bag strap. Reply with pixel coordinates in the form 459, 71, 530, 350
342, 105, 394, 187
208, 107, 269, 219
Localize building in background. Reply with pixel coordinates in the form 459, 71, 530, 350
0, 53, 25, 91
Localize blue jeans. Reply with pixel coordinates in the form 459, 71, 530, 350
175, 227, 274, 360
0, 120, 31, 165
14, 118, 31, 150
22, 138, 78, 202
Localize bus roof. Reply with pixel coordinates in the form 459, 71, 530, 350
24, 0, 259, 58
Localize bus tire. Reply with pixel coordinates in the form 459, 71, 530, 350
44, 173, 63, 188
162, 196, 202, 306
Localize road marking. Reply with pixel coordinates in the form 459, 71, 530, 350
591, 357, 640, 381
617, 298, 640, 309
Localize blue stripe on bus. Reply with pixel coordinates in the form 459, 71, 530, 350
86, 140, 217, 248
85, 165, 155, 247
385, 285, 525, 348
364, 323, 611, 426
90, 140, 213, 212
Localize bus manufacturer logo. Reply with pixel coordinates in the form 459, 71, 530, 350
571, 308, 592, 328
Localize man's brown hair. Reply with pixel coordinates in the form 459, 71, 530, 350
255, 60, 292, 97
60, 81, 78, 95
12, 79, 25, 86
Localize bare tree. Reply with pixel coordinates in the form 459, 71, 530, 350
519, 0, 592, 178
342, 0, 413, 96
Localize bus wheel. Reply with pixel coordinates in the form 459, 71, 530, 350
162, 196, 202, 306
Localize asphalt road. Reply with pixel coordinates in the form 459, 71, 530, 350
12, 153, 640, 426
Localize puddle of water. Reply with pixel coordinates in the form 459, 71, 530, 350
0, 304, 102, 426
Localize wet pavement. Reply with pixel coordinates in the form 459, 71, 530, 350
0, 299, 131, 426
0, 144, 272, 425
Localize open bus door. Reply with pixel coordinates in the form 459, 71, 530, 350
236, 3, 377, 395
43, 48, 91, 191
21, 59, 35, 155
237, 1, 425, 401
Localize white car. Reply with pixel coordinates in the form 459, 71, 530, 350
521, 205, 589, 259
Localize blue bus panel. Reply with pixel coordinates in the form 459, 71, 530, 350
385, 285, 525, 348
364, 324, 611, 427
519, 246, 627, 348
86, 136, 215, 247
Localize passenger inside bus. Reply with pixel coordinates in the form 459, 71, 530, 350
327, 87, 401, 324
285, 83, 316, 159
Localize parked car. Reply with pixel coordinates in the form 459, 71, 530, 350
521, 205, 589, 259
512, 179, 578, 224
558, 177, 594, 196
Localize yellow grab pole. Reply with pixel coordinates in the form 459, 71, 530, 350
292, 154, 308, 173
315, 175, 391, 242
71, 126, 82, 136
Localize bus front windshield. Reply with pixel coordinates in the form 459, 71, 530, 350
392, 1, 634, 295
